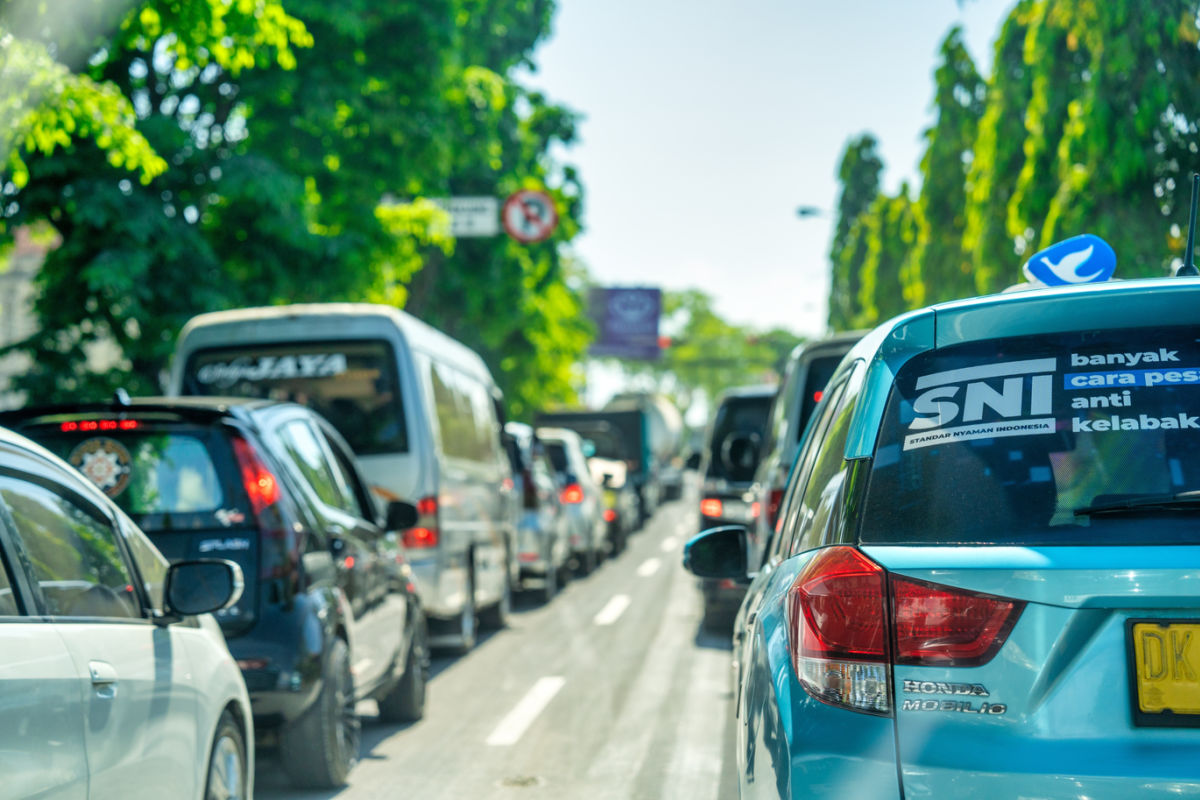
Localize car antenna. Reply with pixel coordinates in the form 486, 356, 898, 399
1178, 172, 1200, 277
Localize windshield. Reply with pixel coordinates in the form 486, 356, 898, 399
184, 340, 407, 456
706, 394, 773, 483
860, 328, 1200, 545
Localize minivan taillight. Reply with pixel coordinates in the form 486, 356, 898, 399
404, 495, 440, 549
785, 546, 1024, 717
891, 576, 1024, 667
560, 484, 584, 505
231, 436, 280, 515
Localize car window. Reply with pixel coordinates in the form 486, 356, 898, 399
321, 430, 376, 522
861, 327, 1200, 546
776, 374, 851, 559
186, 339, 409, 456
0, 546, 18, 616
0, 475, 140, 619
117, 516, 168, 611
706, 394, 773, 483
277, 419, 357, 515
789, 364, 863, 556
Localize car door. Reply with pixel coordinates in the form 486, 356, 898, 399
0, 498, 88, 800
273, 415, 402, 694
0, 460, 199, 800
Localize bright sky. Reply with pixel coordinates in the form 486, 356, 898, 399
528, 0, 1016, 338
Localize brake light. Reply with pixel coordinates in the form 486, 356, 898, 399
786, 547, 890, 715
61, 419, 139, 432
231, 436, 280, 514
404, 495, 440, 549
560, 484, 584, 505
403, 527, 438, 548
700, 497, 723, 518
767, 488, 785, 528
785, 547, 1025, 717
603, 508, 617, 523
891, 576, 1024, 666
749, 501, 761, 519
813, 390, 824, 404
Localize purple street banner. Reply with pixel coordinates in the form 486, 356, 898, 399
589, 287, 662, 360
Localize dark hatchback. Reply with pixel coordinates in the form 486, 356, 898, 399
0, 397, 429, 789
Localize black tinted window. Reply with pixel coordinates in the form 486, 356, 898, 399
707, 395, 773, 482
797, 355, 846, 442
545, 442, 569, 474
186, 340, 408, 456
861, 328, 1200, 545
0, 546, 17, 616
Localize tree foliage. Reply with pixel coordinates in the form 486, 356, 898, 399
2, 0, 590, 417
829, 0, 1200, 322
827, 134, 882, 330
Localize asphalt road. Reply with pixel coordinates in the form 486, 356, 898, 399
256, 498, 740, 799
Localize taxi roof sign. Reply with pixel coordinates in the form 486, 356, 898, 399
1022, 234, 1117, 287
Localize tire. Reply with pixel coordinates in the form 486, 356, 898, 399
538, 547, 558, 605
447, 569, 477, 655
280, 638, 359, 789
574, 547, 596, 577
377, 621, 428, 723
479, 567, 511, 630
204, 711, 247, 800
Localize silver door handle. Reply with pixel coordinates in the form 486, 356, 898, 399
89, 660, 118, 688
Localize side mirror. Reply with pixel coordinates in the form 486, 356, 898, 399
163, 560, 244, 618
682, 526, 748, 581
386, 500, 418, 531
685, 451, 702, 471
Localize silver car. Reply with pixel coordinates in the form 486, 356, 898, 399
504, 422, 571, 602
0, 428, 252, 800
537, 428, 607, 575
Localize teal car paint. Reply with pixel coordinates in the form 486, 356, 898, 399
693, 274, 1200, 799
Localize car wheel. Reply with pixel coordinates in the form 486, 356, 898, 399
447, 569, 477, 655
479, 568, 511, 630
575, 547, 596, 577
377, 620, 428, 722
539, 546, 558, 604
280, 638, 359, 789
205, 711, 247, 800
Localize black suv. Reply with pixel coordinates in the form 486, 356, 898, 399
0, 397, 429, 789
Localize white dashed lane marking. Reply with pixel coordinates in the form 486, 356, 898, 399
594, 594, 632, 626
486, 676, 566, 746
637, 558, 662, 577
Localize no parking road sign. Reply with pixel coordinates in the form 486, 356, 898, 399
502, 190, 559, 243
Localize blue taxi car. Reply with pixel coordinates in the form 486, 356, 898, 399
686, 259, 1200, 797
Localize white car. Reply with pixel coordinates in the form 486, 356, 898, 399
0, 428, 252, 800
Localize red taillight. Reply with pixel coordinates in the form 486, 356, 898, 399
603, 508, 617, 522
231, 436, 280, 514
60, 419, 140, 432
786, 546, 890, 715
700, 497, 723, 518
813, 390, 824, 404
791, 547, 887, 661
891, 576, 1024, 667
767, 488, 785, 529
560, 484, 584, 505
749, 501, 761, 519
403, 527, 438, 548
404, 495, 440, 549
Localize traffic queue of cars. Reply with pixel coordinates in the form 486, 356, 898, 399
0, 302, 663, 798
684, 237, 1200, 798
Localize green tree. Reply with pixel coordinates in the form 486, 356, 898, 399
963, 0, 1038, 293
827, 133, 883, 330
907, 26, 986, 304
856, 184, 918, 328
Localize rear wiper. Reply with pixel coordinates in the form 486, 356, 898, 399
1073, 490, 1200, 517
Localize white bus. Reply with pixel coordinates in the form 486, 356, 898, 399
170, 303, 517, 651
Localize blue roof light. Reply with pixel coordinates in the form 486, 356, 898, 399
1022, 234, 1117, 286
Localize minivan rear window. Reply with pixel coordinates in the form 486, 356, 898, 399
184, 340, 407, 456
37, 432, 225, 515
707, 394, 773, 483
860, 328, 1200, 545
797, 355, 845, 442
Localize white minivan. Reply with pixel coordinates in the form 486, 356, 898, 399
169, 303, 516, 651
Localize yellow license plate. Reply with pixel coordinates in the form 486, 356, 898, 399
1131, 621, 1200, 720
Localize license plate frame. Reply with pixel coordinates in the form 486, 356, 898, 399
1126, 618, 1200, 729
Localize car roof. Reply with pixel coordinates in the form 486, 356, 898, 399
0, 395, 291, 428
714, 384, 778, 403
841, 277, 1200, 459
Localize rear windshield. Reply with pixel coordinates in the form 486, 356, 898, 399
184, 340, 407, 456
860, 327, 1200, 546
797, 354, 845, 442
35, 431, 228, 518
545, 442, 569, 474
707, 394, 773, 482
